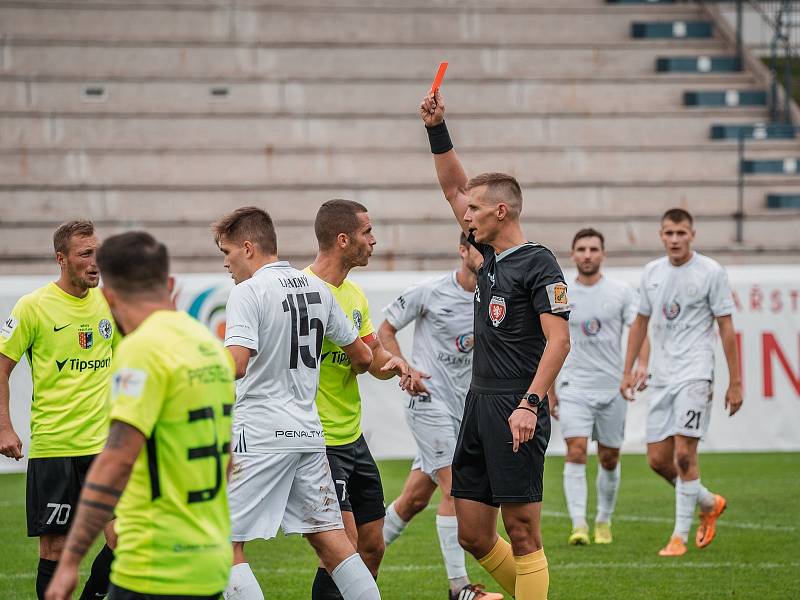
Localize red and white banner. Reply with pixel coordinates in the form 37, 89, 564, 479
1, 266, 798, 473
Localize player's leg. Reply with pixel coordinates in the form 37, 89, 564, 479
431, 466, 471, 596
348, 437, 386, 577
557, 392, 593, 544
593, 393, 626, 544
500, 503, 548, 600
384, 467, 436, 544
306, 529, 380, 600
224, 453, 296, 600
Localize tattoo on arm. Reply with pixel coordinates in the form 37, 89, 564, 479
105, 421, 130, 449
84, 481, 123, 497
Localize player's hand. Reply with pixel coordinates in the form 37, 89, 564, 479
548, 395, 559, 420
420, 89, 445, 128
0, 426, 23, 460
45, 563, 78, 600
508, 405, 537, 453
725, 382, 743, 416
620, 372, 637, 401
406, 368, 431, 396
380, 356, 412, 390
632, 363, 649, 392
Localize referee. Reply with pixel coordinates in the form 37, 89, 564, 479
420, 90, 571, 600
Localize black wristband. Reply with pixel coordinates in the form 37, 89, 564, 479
513, 406, 537, 415
426, 121, 453, 154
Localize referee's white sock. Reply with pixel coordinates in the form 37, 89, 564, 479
435, 514, 469, 591
595, 463, 621, 524
563, 462, 588, 529
223, 563, 264, 600
331, 553, 381, 600
673, 478, 700, 542
383, 501, 408, 546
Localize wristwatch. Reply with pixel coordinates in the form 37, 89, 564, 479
522, 393, 545, 410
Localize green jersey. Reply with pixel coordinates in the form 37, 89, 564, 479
304, 268, 375, 446
0, 282, 116, 458
110, 310, 234, 596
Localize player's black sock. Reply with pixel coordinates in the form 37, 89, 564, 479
36, 558, 58, 600
312, 567, 343, 600
78, 544, 114, 599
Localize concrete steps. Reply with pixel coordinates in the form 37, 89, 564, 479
4, 113, 789, 150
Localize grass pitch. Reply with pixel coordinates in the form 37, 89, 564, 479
1, 453, 797, 599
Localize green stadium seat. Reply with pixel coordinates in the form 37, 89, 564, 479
710, 123, 796, 140
766, 194, 800, 209
632, 21, 713, 39
741, 158, 800, 174
684, 90, 767, 107
656, 56, 741, 73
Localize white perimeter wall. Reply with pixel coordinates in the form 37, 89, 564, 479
2, 265, 799, 473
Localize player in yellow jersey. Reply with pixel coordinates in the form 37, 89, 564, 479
47, 231, 235, 600
0, 221, 118, 600
305, 199, 425, 600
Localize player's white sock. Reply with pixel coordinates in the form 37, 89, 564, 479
435, 514, 469, 591
331, 553, 381, 600
673, 478, 700, 542
563, 462, 588, 529
224, 563, 264, 600
383, 501, 408, 546
595, 463, 621, 523
697, 480, 717, 512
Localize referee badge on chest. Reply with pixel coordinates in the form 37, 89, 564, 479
489, 295, 507, 327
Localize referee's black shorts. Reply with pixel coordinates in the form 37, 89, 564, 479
452, 381, 551, 506
325, 434, 386, 525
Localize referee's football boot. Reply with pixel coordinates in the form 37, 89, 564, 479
696, 494, 727, 548
450, 584, 504, 600
568, 525, 590, 546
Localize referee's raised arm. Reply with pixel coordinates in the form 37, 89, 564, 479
420, 90, 470, 234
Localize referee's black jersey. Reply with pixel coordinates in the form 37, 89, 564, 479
469, 233, 569, 394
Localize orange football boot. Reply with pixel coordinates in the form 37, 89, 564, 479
696, 494, 727, 548
658, 535, 687, 557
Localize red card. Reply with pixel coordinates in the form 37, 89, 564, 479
430, 62, 448, 93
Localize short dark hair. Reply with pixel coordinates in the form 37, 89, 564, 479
572, 228, 605, 250
465, 172, 523, 215
459, 231, 468, 247
314, 199, 369, 250
97, 231, 169, 296
662, 208, 694, 227
53, 220, 95, 255
212, 206, 278, 255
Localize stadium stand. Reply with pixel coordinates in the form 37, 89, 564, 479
0, 0, 798, 273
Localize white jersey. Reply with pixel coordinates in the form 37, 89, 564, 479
224, 262, 358, 454
383, 272, 474, 420
559, 276, 638, 392
638, 252, 734, 387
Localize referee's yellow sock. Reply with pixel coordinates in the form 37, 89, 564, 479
514, 548, 549, 600
477, 537, 516, 596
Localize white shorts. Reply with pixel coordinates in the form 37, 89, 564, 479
406, 397, 460, 482
228, 451, 343, 540
647, 380, 713, 443
558, 388, 627, 449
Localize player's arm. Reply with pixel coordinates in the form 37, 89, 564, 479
716, 315, 743, 416
0, 353, 23, 460
621, 314, 650, 400
341, 337, 373, 375
378, 320, 430, 395
366, 335, 416, 392
420, 89, 470, 234
509, 313, 570, 452
45, 420, 145, 600
227, 345, 255, 380
631, 335, 651, 392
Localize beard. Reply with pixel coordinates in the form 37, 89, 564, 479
67, 266, 98, 290
577, 263, 600, 277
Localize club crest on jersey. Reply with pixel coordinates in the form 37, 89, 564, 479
455, 333, 475, 353
581, 318, 602, 336
78, 326, 93, 349
662, 300, 681, 321
352, 309, 362, 330
98, 318, 113, 340
489, 296, 507, 327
